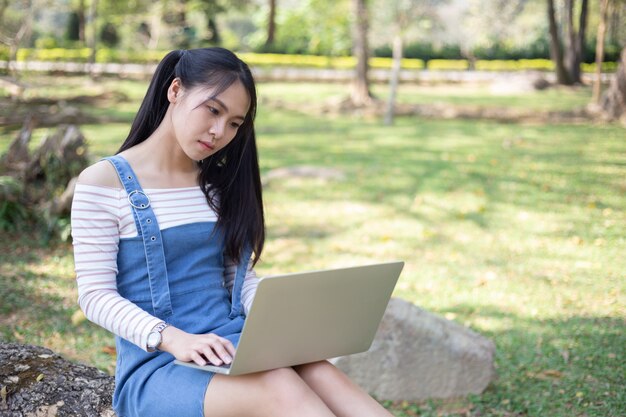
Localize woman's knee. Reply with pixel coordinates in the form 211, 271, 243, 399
257, 367, 313, 406
205, 368, 332, 417
294, 360, 346, 385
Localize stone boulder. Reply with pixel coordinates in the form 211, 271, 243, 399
332, 298, 496, 401
0, 342, 115, 417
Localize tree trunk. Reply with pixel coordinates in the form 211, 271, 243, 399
547, 0, 572, 85
7, 1, 33, 77
592, 0, 610, 103
575, 0, 588, 83
207, 16, 221, 44
607, 0, 620, 45
600, 46, 626, 121
564, 0, 577, 82
265, 0, 276, 49
564, 0, 588, 84
384, 32, 402, 126
87, 0, 98, 72
149, 1, 163, 49
78, 0, 86, 43
350, 0, 373, 106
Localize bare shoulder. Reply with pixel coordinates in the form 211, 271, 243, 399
77, 160, 122, 189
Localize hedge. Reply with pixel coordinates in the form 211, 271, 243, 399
0, 47, 617, 73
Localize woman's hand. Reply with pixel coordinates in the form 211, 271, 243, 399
158, 326, 236, 366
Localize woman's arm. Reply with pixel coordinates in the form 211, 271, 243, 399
72, 162, 163, 351
71, 180, 163, 351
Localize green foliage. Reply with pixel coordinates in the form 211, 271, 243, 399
246, 0, 351, 56
0, 45, 9, 61
0, 176, 28, 232
475, 59, 554, 72
99, 22, 120, 48
34, 37, 59, 50
66, 12, 81, 42
427, 59, 469, 71
9, 47, 618, 74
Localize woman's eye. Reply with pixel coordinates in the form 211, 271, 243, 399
230, 122, 241, 129
208, 106, 219, 115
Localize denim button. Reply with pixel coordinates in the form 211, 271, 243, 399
146, 219, 152, 224
151, 236, 156, 241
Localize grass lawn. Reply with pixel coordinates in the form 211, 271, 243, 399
1, 77, 624, 416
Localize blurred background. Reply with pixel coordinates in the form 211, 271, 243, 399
1, 0, 625, 416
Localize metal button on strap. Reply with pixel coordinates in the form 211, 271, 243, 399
128, 190, 151, 210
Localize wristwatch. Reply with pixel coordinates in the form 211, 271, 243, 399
147, 322, 170, 352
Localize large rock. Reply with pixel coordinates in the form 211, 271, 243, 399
332, 298, 496, 401
0, 342, 115, 417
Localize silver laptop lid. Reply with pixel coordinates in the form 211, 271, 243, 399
227, 261, 404, 375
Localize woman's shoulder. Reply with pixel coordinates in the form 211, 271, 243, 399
77, 159, 122, 190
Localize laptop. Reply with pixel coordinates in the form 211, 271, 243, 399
174, 261, 404, 376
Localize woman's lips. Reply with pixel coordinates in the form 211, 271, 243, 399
199, 140, 215, 150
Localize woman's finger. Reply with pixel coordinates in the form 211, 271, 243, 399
201, 346, 222, 366
222, 339, 236, 357
211, 342, 232, 364
190, 351, 207, 366
209, 334, 236, 358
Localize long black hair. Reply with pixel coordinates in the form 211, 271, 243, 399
117, 47, 264, 266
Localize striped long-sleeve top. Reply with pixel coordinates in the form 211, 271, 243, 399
70, 183, 259, 352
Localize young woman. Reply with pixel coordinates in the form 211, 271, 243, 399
71, 47, 392, 417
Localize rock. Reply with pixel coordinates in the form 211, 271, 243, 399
532, 77, 551, 90
332, 298, 496, 401
0, 342, 114, 417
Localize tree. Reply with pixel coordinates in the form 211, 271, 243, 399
547, 0, 589, 85
592, 0, 611, 103
564, 0, 588, 84
547, 0, 571, 84
87, 0, 98, 68
194, 0, 251, 46
264, 0, 276, 49
351, 0, 373, 106
380, 0, 442, 124
71, 0, 86, 43
0, 0, 34, 77
600, 45, 626, 122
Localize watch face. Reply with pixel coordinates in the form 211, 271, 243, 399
147, 332, 160, 348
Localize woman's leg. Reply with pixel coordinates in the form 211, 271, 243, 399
293, 361, 393, 417
203, 367, 336, 417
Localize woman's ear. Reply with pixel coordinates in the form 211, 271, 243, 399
167, 78, 183, 103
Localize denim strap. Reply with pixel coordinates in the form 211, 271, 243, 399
229, 245, 253, 318
102, 155, 173, 319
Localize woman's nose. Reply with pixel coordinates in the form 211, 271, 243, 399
209, 120, 225, 139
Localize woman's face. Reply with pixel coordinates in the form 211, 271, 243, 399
168, 78, 250, 162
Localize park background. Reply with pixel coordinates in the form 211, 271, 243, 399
0, 0, 625, 416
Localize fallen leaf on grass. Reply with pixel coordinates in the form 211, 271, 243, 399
71, 310, 86, 326
525, 369, 563, 380
102, 346, 116, 356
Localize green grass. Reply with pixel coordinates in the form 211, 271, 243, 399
1, 77, 624, 416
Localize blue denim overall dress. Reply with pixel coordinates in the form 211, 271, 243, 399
104, 155, 251, 417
